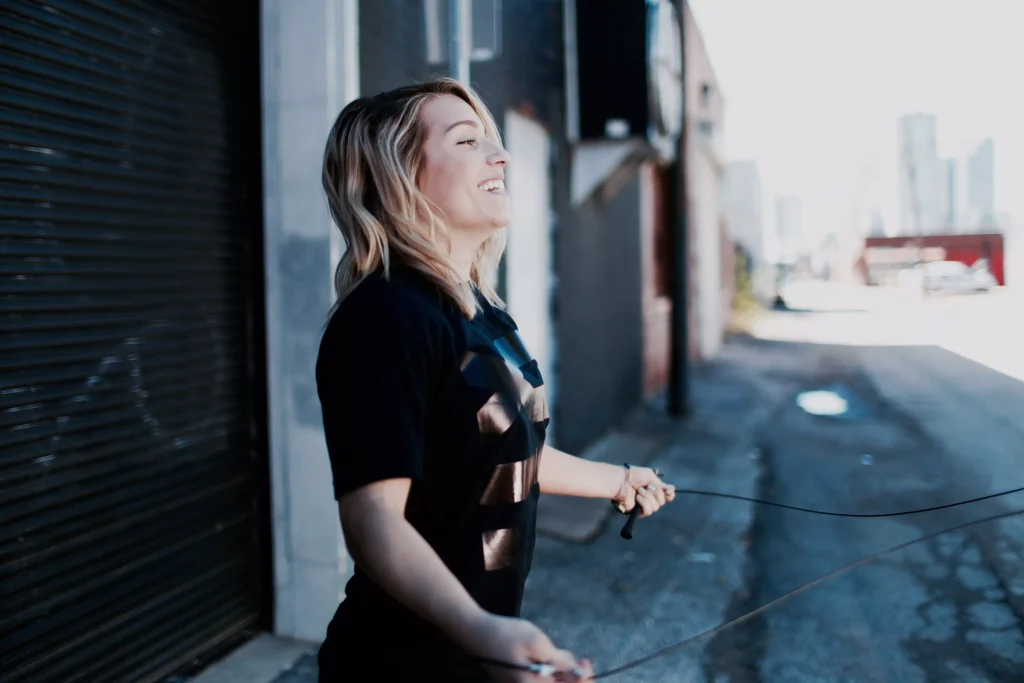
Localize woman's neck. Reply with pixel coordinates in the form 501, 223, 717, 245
449, 236, 483, 283
452, 260, 472, 282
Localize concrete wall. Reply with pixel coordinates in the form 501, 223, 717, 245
1005, 224, 1023, 291
556, 174, 646, 452
522, 1, 649, 454
640, 163, 673, 400
684, 0, 727, 360
691, 143, 725, 358
260, 0, 359, 643
504, 111, 558, 443
359, 0, 437, 94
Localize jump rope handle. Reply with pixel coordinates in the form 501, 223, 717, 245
618, 464, 659, 540
620, 505, 642, 540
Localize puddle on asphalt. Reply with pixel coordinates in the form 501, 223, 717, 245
796, 389, 850, 416
794, 381, 876, 420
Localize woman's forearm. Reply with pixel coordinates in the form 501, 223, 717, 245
339, 484, 488, 649
538, 445, 625, 499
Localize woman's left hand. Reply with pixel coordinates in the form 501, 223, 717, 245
611, 466, 676, 518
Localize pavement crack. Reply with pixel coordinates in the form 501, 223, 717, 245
702, 442, 772, 683
900, 534, 1024, 680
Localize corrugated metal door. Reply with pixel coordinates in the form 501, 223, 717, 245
1, 2, 267, 681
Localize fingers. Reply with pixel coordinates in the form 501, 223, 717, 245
616, 488, 637, 515
635, 481, 677, 517
619, 466, 676, 516
639, 468, 675, 507
635, 487, 657, 518
659, 483, 675, 505
649, 483, 667, 507
553, 657, 594, 682
546, 648, 580, 680
528, 633, 578, 676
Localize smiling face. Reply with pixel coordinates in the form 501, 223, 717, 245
418, 94, 512, 245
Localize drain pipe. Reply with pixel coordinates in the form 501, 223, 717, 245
449, 0, 471, 84
668, 0, 690, 417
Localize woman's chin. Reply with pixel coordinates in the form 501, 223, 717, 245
480, 213, 510, 233
453, 211, 509, 236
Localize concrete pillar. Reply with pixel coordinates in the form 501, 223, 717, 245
260, 0, 359, 643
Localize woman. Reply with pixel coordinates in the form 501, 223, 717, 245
315, 78, 676, 682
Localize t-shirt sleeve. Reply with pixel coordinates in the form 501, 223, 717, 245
315, 289, 445, 500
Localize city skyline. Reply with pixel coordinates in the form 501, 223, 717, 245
898, 113, 997, 237
724, 111, 999, 267
689, 0, 1023, 250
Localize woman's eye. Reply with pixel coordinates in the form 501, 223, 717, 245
458, 138, 477, 146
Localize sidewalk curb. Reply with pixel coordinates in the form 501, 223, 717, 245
188, 634, 315, 683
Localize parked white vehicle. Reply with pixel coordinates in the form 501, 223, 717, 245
916, 260, 997, 294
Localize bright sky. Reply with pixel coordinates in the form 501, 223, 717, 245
688, 0, 1024, 251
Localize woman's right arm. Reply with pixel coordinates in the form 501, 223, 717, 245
339, 478, 592, 682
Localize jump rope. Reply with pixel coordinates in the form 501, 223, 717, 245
474, 479, 1024, 680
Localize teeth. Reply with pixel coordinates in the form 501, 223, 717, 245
478, 179, 505, 192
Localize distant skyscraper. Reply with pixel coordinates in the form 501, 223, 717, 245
967, 138, 995, 230
897, 113, 944, 235
868, 209, 886, 238
775, 194, 803, 264
942, 157, 957, 229
721, 161, 765, 265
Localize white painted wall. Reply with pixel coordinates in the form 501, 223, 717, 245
721, 160, 764, 265
1006, 225, 1023, 292
692, 142, 724, 359
260, 0, 358, 643
503, 111, 558, 443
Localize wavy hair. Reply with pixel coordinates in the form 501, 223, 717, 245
322, 78, 506, 318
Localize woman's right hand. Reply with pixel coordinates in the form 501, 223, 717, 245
462, 613, 594, 682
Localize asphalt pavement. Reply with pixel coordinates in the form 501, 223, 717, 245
731, 284, 1024, 682
737, 340, 1024, 682
532, 300, 1024, 682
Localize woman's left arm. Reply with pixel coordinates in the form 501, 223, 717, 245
538, 445, 676, 518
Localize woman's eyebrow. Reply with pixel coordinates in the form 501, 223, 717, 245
444, 119, 481, 134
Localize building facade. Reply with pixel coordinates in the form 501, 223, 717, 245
775, 193, 804, 265
682, 0, 729, 360
861, 233, 1006, 286
721, 160, 764, 267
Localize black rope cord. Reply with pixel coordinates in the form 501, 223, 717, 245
475, 485, 1024, 680
595, 505, 1024, 679
618, 484, 1024, 539
664, 484, 1024, 517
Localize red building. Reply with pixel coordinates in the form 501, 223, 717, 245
860, 233, 1005, 285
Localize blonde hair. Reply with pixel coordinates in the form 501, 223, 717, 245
322, 78, 506, 318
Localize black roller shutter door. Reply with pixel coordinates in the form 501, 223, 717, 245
1, 1, 267, 681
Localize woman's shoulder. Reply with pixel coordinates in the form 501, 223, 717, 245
321, 266, 457, 351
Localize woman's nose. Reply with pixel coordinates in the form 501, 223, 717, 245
489, 145, 511, 167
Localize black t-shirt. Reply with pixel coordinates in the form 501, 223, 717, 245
315, 265, 547, 680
